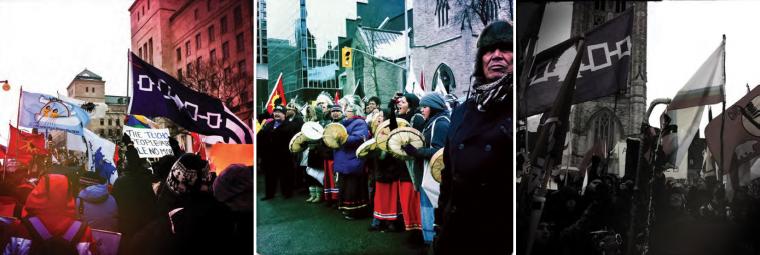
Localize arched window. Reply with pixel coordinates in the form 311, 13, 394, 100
433, 63, 455, 93
592, 110, 616, 150
435, 0, 450, 27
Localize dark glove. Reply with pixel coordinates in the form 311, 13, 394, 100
402, 144, 418, 156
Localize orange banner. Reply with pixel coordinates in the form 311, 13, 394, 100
208, 143, 253, 174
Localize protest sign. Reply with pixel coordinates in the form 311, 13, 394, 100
122, 126, 172, 158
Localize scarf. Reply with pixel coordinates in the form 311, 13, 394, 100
472, 73, 512, 112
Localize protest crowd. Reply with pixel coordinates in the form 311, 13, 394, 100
257, 21, 513, 254
0, 51, 255, 255
516, 6, 760, 255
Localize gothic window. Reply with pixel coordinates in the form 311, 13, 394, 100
434, 63, 456, 92
593, 111, 616, 150
436, 0, 450, 27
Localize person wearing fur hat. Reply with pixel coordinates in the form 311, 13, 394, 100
402, 92, 451, 245
433, 20, 513, 254
258, 105, 301, 200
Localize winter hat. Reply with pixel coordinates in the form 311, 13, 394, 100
25, 174, 76, 217
213, 164, 253, 205
330, 105, 343, 113
402, 93, 420, 109
420, 93, 447, 111
273, 105, 286, 114
166, 153, 210, 195
474, 20, 513, 78
477, 20, 513, 50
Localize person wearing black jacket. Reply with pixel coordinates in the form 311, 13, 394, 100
432, 20, 513, 254
258, 105, 301, 200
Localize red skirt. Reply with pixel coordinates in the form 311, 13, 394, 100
373, 181, 401, 220
323, 160, 339, 201
373, 180, 421, 230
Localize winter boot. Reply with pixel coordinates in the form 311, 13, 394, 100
306, 186, 316, 202
311, 187, 323, 203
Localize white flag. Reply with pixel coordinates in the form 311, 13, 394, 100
405, 58, 424, 98
662, 40, 725, 169
434, 70, 448, 96
69, 129, 118, 184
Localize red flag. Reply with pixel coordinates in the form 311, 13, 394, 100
113, 145, 119, 164
420, 70, 425, 91
265, 73, 287, 114
191, 132, 207, 160
7, 125, 48, 164
334, 90, 341, 105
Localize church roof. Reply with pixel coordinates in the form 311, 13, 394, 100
74, 69, 102, 81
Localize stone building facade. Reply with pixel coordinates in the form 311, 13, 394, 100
411, 0, 513, 98
64, 70, 130, 144
129, 0, 254, 126
564, 1, 647, 175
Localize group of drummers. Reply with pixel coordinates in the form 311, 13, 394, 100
259, 90, 452, 245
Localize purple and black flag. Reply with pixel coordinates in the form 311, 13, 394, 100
128, 52, 253, 144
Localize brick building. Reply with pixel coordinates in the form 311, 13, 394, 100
129, 0, 254, 127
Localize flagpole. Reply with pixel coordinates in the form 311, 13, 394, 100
127, 49, 131, 102
15, 87, 22, 177
720, 35, 726, 185
16, 86, 22, 130
525, 37, 585, 255
2, 122, 7, 181
603, 92, 620, 176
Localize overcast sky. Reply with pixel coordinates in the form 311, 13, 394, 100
534, 1, 760, 135
0, 0, 133, 142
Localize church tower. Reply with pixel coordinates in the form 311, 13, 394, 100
565, 1, 647, 175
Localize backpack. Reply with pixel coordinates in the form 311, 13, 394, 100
21, 216, 88, 255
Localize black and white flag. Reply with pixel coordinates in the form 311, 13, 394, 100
522, 9, 633, 118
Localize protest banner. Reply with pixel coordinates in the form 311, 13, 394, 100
122, 126, 172, 158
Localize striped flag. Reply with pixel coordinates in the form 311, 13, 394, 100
662, 39, 725, 169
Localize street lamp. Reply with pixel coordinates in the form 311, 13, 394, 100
0, 80, 9, 91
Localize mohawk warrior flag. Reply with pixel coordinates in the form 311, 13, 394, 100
129, 53, 253, 144
18, 91, 92, 135
266, 73, 286, 114
7, 125, 48, 165
705, 85, 760, 197
522, 9, 633, 118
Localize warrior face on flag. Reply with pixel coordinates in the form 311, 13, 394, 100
19, 91, 91, 135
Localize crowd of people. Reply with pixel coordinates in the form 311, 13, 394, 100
519, 130, 760, 255
257, 20, 513, 254
0, 134, 253, 255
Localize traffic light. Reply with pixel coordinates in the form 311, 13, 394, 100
341, 47, 352, 68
